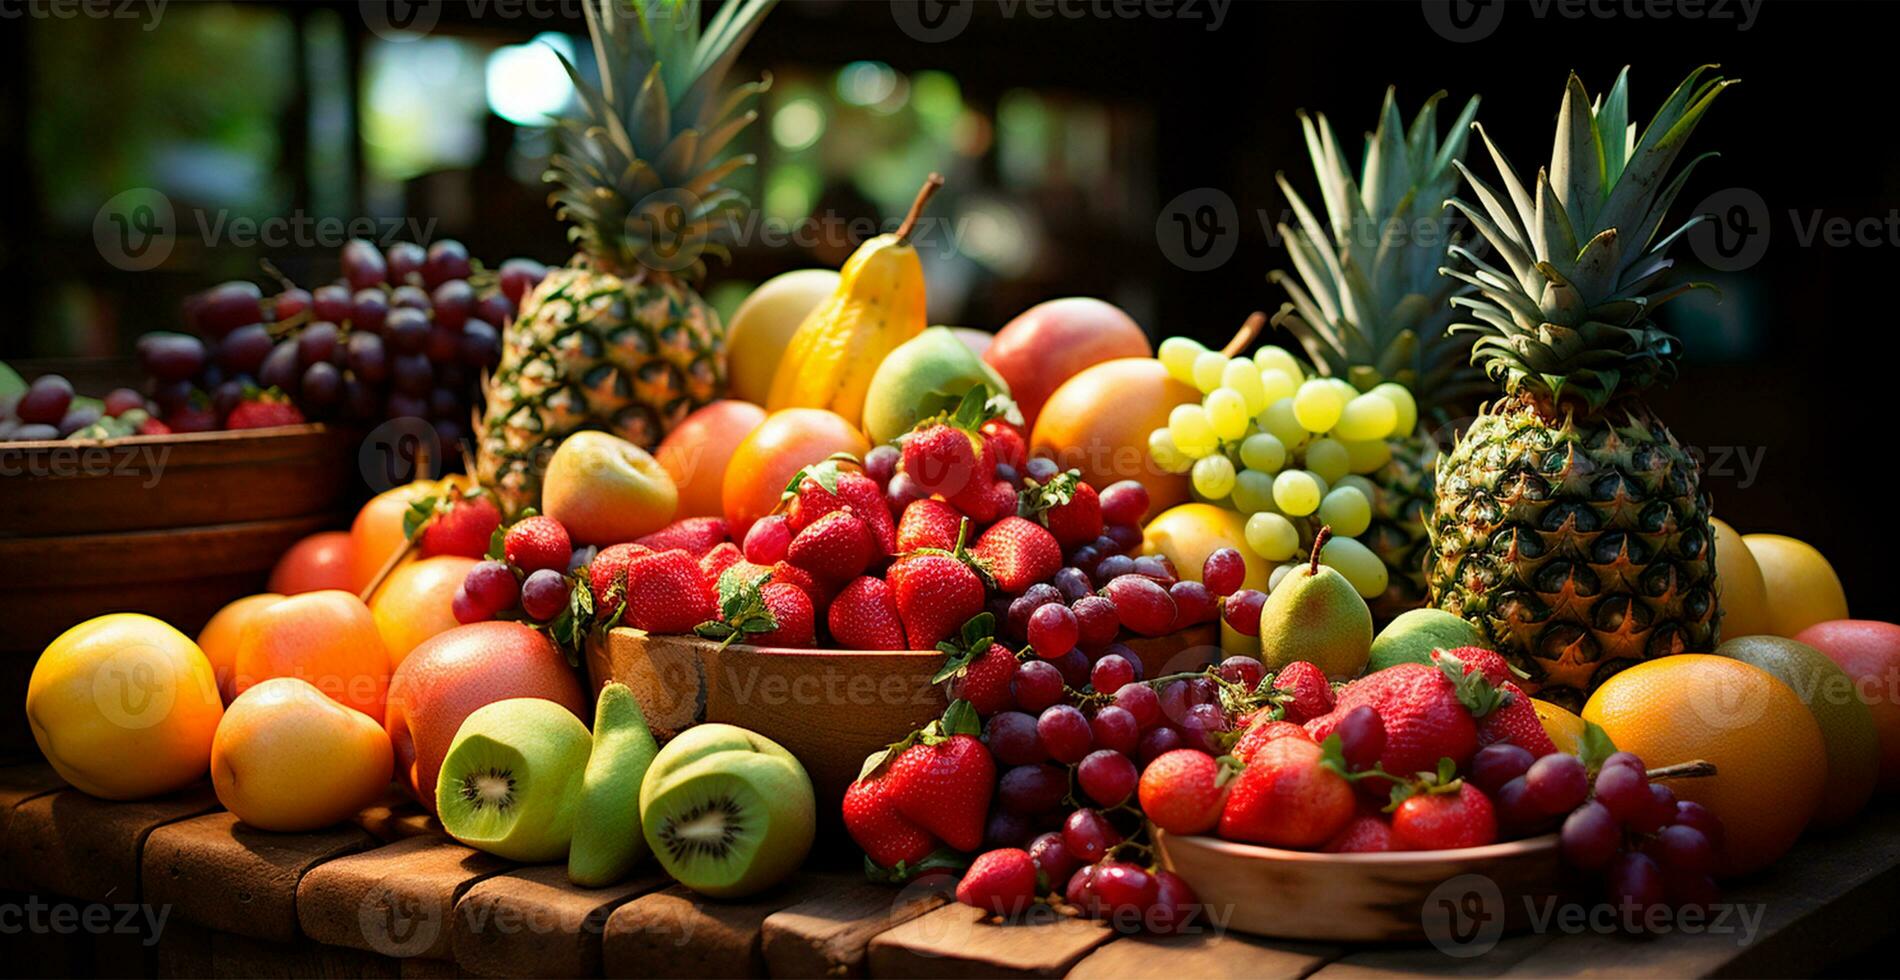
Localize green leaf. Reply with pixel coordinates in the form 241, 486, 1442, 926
941, 699, 981, 737
950, 385, 991, 429
401, 496, 438, 541
1016, 470, 1081, 524
780, 457, 846, 502
1577, 720, 1618, 772
486, 526, 507, 561
864, 846, 969, 884
1317, 733, 1351, 778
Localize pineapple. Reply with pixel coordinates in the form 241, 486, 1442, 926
1428, 67, 1733, 708
1269, 89, 1487, 620
476, 0, 776, 516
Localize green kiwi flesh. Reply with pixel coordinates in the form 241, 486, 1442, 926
639, 749, 814, 898
436, 698, 591, 862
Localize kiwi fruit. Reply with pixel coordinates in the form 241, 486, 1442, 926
436, 698, 591, 862
638, 728, 814, 898
568, 684, 660, 887
638, 723, 800, 813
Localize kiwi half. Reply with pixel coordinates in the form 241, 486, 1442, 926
436, 698, 591, 862
637, 723, 801, 813
639, 740, 814, 898
568, 684, 660, 887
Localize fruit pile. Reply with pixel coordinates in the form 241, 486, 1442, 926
1, 375, 169, 440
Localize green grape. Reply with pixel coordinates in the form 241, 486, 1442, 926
1305, 437, 1350, 484
1191, 351, 1230, 393
1238, 432, 1287, 473
1244, 511, 1301, 561
1230, 468, 1276, 514
1342, 437, 1392, 474
1191, 453, 1237, 499
1254, 345, 1305, 384
1168, 403, 1217, 457
1327, 377, 1360, 403
1320, 536, 1388, 599
1268, 564, 1295, 592
1258, 398, 1309, 450
1370, 382, 1418, 436
1334, 393, 1399, 441
1336, 474, 1378, 500
1292, 379, 1345, 432
1222, 359, 1268, 413
1148, 426, 1194, 474
1158, 336, 1205, 385
1272, 469, 1322, 516
1257, 367, 1298, 405
1317, 486, 1372, 537
1204, 387, 1250, 441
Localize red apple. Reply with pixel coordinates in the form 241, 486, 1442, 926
984, 298, 1151, 432
1795, 619, 1900, 792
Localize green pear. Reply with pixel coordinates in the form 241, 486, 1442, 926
1368, 609, 1488, 674
861, 326, 1010, 443
568, 684, 660, 887
1259, 538, 1373, 679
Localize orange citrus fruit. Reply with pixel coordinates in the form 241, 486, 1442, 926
1583, 654, 1826, 876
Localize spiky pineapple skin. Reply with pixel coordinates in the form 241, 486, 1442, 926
476, 267, 723, 517
1365, 431, 1436, 623
1427, 394, 1719, 709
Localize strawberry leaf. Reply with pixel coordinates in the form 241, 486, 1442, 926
1435, 650, 1508, 718
780, 458, 845, 502
941, 699, 981, 737
864, 846, 969, 884
1317, 733, 1351, 779
699, 566, 778, 647
950, 385, 991, 430
486, 526, 507, 561
1577, 720, 1618, 772
402, 496, 438, 540
960, 612, 996, 650
1016, 470, 1080, 524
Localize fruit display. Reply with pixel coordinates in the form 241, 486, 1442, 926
473, 0, 777, 517
0, 372, 170, 440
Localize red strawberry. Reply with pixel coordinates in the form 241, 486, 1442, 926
889, 733, 996, 852
136, 416, 173, 435
1477, 681, 1558, 756
770, 561, 836, 610
828, 576, 909, 650
1323, 811, 1397, 853
165, 397, 219, 433
1020, 471, 1101, 549
786, 507, 876, 581
784, 463, 890, 550
897, 498, 963, 552
751, 582, 816, 647
834, 472, 897, 556
1391, 782, 1497, 851
1436, 646, 1511, 686
956, 848, 1037, 916
419, 489, 503, 559
902, 423, 982, 496
980, 419, 1026, 471
1137, 749, 1231, 835
1217, 737, 1355, 848
951, 478, 1017, 526
621, 548, 715, 633
843, 775, 939, 869
951, 643, 1018, 717
504, 515, 572, 574
889, 553, 986, 648
1304, 660, 1496, 778
1231, 718, 1313, 764
971, 517, 1061, 594
225, 388, 304, 429
1271, 661, 1334, 723
697, 542, 744, 591
588, 543, 652, 618
635, 516, 729, 557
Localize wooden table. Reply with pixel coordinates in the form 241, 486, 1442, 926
2, 761, 1895, 978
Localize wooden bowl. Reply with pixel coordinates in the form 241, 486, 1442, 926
1152, 827, 1564, 943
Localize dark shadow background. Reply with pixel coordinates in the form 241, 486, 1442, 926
0, 0, 1891, 621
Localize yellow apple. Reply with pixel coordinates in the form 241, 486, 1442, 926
1744, 533, 1849, 637
542, 431, 679, 546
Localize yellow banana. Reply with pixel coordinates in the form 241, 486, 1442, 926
767, 174, 942, 426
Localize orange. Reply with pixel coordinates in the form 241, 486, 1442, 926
1531, 699, 1586, 755
235, 590, 391, 722
350, 475, 473, 594
197, 592, 285, 703
1717, 635, 1879, 828
722, 408, 870, 540
212, 677, 393, 832
370, 556, 478, 668
1030, 358, 1196, 515
1583, 654, 1826, 876
1744, 533, 1849, 637
268, 531, 356, 595
657, 400, 767, 518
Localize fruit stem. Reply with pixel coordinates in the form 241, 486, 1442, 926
1308, 525, 1332, 576
1645, 760, 1717, 781
1219, 312, 1268, 358
895, 173, 945, 243
358, 533, 420, 605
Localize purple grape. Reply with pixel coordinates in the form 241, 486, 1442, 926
422, 240, 471, 288
385, 308, 430, 354
428, 387, 460, 419
1215, 655, 1265, 690
1049, 647, 1090, 688
272, 287, 311, 322
298, 322, 341, 365
1088, 705, 1139, 755
390, 284, 431, 311
984, 809, 1035, 850
476, 291, 514, 329
1593, 761, 1650, 822
1036, 705, 1093, 763
259, 341, 302, 393
984, 711, 1046, 766
997, 764, 1068, 816
1024, 457, 1060, 483
519, 568, 572, 621
431, 279, 473, 331
311, 284, 352, 323
341, 378, 380, 422
1061, 808, 1121, 863
460, 319, 501, 369
498, 257, 547, 303
426, 324, 460, 363
57, 405, 101, 437
387, 392, 428, 419
300, 361, 342, 409
1559, 800, 1620, 872
386, 241, 426, 284
218, 324, 274, 375
463, 559, 519, 613
1335, 705, 1386, 771
211, 379, 245, 417
150, 378, 194, 415
1090, 654, 1135, 694
17, 375, 74, 424
1136, 725, 1187, 764
1052, 567, 1093, 603
1011, 659, 1064, 712
137, 332, 208, 382
1645, 824, 1715, 876
1524, 752, 1589, 815
391, 353, 434, 396
194, 281, 265, 336
13, 423, 58, 441
1469, 744, 1536, 795
346, 331, 388, 383
1112, 682, 1161, 729
102, 388, 145, 417
341, 238, 388, 290
1095, 554, 1135, 581
1077, 750, 1138, 807
351, 289, 389, 334
1606, 851, 1666, 913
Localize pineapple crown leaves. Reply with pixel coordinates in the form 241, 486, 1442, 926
545, 0, 777, 281
1440, 66, 1737, 411
1384, 756, 1465, 810
854, 698, 981, 783
1432, 649, 1509, 718
693, 565, 778, 647
1270, 88, 1488, 415
930, 613, 1001, 685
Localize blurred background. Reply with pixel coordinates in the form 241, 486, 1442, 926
0, 0, 1893, 619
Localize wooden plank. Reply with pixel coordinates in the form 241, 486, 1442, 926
450, 864, 668, 979
153, 919, 216, 979
143, 810, 380, 943
4, 784, 220, 902
865, 903, 1115, 978
0, 761, 68, 889
205, 931, 402, 979
759, 873, 953, 978
600, 876, 833, 979
1068, 931, 1341, 980
297, 835, 512, 961
1310, 933, 1550, 978
353, 790, 443, 843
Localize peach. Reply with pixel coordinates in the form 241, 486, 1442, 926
371, 556, 478, 668
384, 621, 587, 812
197, 592, 284, 703
234, 590, 390, 721
1030, 358, 1196, 513
985, 298, 1151, 432
542, 431, 679, 546
212, 677, 393, 831
350, 475, 473, 593
269, 531, 356, 595
722, 408, 870, 540
656, 400, 767, 519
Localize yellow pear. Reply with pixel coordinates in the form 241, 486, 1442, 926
1710, 517, 1769, 639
